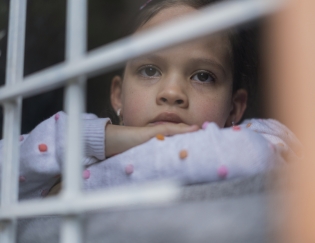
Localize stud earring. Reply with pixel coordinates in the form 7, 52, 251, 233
116, 108, 121, 117
116, 108, 124, 125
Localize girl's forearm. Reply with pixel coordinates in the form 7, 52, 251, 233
105, 123, 199, 158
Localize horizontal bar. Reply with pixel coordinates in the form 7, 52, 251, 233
0, 0, 282, 103
0, 180, 180, 219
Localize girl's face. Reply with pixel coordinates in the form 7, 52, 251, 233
111, 5, 247, 128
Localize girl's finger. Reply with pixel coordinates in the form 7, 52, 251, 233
154, 123, 199, 136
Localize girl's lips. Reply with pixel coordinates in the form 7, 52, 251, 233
150, 112, 184, 124
151, 121, 179, 125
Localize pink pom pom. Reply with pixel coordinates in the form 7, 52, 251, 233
125, 164, 134, 175
202, 121, 209, 130
217, 165, 228, 179
83, 170, 90, 179
54, 113, 60, 121
232, 126, 241, 131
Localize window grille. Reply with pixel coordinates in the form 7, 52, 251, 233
0, 0, 282, 242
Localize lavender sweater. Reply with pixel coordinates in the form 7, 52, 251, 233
0, 112, 301, 200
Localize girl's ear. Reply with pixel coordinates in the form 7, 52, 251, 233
110, 75, 123, 112
226, 89, 248, 126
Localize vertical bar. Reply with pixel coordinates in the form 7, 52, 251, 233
61, 0, 86, 242
62, 0, 86, 200
0, 0, 26, 242
60, 215, 83, 243
63, 77, 86, 197
265, 0, 315, 242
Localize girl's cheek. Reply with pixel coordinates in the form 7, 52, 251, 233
194, 94, 231, 127
123, 93, 151, 126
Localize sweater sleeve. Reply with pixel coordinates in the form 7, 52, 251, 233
82, 119, 297, 191
240, 119, 303, 161
0, 111, 110, 200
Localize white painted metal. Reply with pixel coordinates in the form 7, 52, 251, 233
61, 215, 83, 243
62, 0, 86, 198
1, 0, 26, 203
0, 0, 26, 242
0, 220, 17, 243
62, 78, 86, 243
0, 0, 283, 103
0, 180, 179, 219
63, 78, 86, 197
61, 0, 87, 242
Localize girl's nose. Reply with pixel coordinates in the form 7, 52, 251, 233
156, 78, 188, 108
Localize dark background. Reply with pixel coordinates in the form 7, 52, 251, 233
0, 0, 263, 138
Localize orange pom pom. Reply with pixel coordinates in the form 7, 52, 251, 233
156, 134, 165, 140
179, 150, 188, 159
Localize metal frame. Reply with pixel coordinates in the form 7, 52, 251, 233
0, 0, 282, 242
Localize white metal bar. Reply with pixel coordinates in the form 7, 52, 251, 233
61, 0, 87, 241
1, 101, 22, 205
0, 220, 17, 243
0, 0, 26, 242
0, 0, 283, 103
0, 180, 179, 219
62, 0, 86, 199
61, 215, 83, 243
62, 78, 86, 197
1, 0, 26, 204
62, 78, 85, 243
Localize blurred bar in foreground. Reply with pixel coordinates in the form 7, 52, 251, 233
265, 0, 315, 242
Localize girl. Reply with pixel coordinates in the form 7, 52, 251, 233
4, 0, 301, 200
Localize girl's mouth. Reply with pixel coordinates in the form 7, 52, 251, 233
149, 112, 184, 125
151, 121, 179, 125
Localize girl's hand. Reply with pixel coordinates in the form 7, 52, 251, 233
105, 123, 199, 158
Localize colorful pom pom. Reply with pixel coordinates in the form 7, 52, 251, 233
83, 170, 90, 179
125, 164, 134, 175
38, 144, 48, 152
156, 134, 165, 140
217, 165, 228, 179
202, 121, 209, 130
54, 113, 60, 121
232, 126, 241, 131
179, 150, 188, 159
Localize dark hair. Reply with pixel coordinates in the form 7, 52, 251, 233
133, 0, 258, 104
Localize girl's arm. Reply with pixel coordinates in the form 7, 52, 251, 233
240, 118, 303, 161
105, 123, 199, 158
83, 119, 300, 190
1, 112, 110, 200
3, 111, 197, 199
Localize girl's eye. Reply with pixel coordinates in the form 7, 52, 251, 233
139, 66, 161, 77
191, 72, 215, 83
